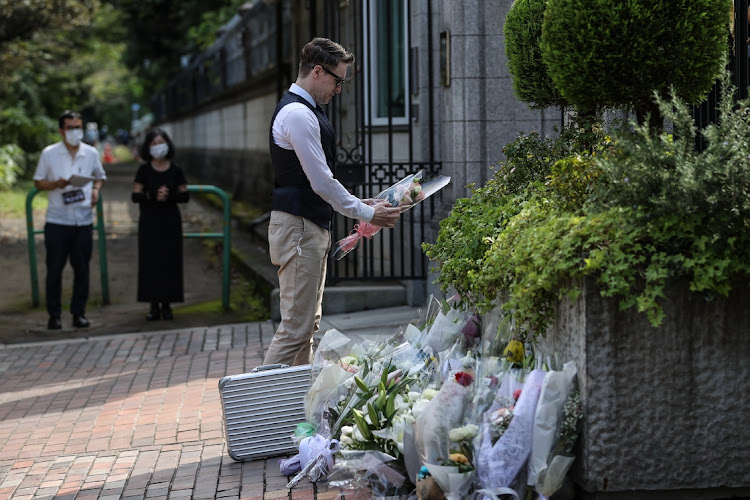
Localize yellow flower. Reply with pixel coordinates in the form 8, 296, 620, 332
503, 339, 525, 364
448, 453, 469, 464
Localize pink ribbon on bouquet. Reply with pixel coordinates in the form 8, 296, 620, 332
335, 221, 382, 256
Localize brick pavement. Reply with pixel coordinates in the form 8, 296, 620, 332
0, 322, 365, 500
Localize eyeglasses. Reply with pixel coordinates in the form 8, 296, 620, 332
320, 65, 346, 87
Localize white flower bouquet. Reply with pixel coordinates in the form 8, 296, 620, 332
280, 300, 585, 499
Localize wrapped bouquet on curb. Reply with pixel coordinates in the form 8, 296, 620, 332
274, 300, 583, 499
332, 170, 451, 260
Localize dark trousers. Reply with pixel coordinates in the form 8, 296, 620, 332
44, 223, 93, 318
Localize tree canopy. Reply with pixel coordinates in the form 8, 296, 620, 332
0, 0, 243, 177
108, 0, 244, 97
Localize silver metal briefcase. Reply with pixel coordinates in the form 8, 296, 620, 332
219, 363, 311, 461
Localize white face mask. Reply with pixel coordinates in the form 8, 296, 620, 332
65, 129, 84, 147
150, 143, 169, 159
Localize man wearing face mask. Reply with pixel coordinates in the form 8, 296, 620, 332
33, 110, 107, 330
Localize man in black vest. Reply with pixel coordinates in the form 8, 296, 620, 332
264, 37, 402, 366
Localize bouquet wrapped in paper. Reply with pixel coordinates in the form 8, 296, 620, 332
531, 363, 582, 500
474, 369, 546, 499
304, 329, 385, 435
414, 371, 476, 500
332, 170, 450, 260
527, 361, 577, 488
328, 449, 413, 498
330, 354, 433, 496
283, 434, 340, 487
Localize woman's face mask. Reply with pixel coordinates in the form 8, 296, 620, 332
150, 143, 169, 159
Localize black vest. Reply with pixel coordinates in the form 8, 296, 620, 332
270, 92, 336, 229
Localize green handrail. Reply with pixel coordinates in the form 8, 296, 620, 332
26, 185, 231, 312
185, 185, 232, 311
26, 188, 110, 307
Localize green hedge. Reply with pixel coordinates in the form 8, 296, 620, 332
504, 0, 565, 109
540, 0, 727, 118
426, 73, 750, 337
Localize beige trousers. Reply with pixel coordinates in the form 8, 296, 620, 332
263, 211, 331, 366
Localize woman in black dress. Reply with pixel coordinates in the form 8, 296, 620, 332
131, 129, 189, 320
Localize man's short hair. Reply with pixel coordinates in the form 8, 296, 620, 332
298, 37, 355, 77
59, 110, 82, 129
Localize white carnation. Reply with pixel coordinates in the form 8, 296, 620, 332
407, 391, 421, 401
422, 388, 438, 400
449, 424, 479, 442
411, 399, 430, 418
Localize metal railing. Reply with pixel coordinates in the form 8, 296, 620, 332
26, 188, 110, 307
692, 0, 749, 150
185, 185, 232, 311
26, 185, 233, 311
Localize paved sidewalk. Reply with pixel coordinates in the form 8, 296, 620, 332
0, 306, 421, 500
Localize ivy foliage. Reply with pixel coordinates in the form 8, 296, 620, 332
504, 0, 565, 109
425, 74, 750, 337
540, 0, 728, 119
424, 120, 606, 319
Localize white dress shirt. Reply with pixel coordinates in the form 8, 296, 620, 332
33, 141, 107, 226
271, 83, 375, 222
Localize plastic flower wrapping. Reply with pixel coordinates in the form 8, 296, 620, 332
278, 296, 583, 499
332, 170, 451, 260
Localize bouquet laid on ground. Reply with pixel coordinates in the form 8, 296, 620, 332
332, 170, 451, 260
278, 300, 583, 499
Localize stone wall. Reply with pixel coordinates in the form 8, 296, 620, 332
537, 278, 750, 499
178, 147, 273, 210
158, 92, 278, 208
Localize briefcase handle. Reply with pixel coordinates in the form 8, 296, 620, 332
251, 363, 290, 373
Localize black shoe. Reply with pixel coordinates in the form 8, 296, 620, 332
161, 304, 173, 320
72, 315, 89, 328
47, 316, 62, 330
147, 302, 161, 321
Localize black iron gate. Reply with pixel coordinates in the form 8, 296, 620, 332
693, 0, 750, 149
318, 0, 442, 283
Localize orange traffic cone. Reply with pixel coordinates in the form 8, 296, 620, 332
103, 143, 115, 164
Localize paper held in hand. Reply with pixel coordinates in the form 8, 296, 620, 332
332, 170, 451, 260
68, 174, 95, 187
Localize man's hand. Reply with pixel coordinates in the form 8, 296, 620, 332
369, 200, 402, 228
34, 178, 69, 191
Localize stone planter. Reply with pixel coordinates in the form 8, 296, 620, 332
536, 278, 750, 499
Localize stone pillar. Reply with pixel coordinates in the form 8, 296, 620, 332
537, 278, 750, 499
438, 0, 561, 204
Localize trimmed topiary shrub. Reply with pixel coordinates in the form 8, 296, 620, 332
504, 0, 566, 109
540, 0, 728, 122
